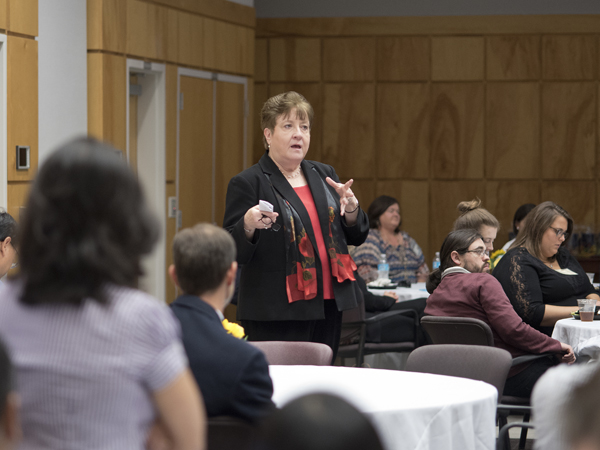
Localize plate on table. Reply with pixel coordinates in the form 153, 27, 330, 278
367, 283, 398, 290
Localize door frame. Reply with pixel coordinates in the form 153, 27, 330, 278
126, 59, 167, 301
176, 68, 248, 229
0, 35, 7, 210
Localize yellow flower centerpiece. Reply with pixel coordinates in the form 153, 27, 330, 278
222, 319, 246, 339
489, 249, 505, 271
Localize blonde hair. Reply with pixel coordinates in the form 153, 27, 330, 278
261, 91, 314, 149
453, 198, 500, 233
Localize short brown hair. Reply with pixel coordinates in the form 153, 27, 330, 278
261, 91, 314, 149
511, 201, 573, 261
453, 198, 500, 233
172, 223, 236, 296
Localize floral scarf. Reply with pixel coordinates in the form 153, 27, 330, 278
273, 177, 356, 303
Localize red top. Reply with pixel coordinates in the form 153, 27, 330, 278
294, 185, 334, 300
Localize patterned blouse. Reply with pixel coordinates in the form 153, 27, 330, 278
353, 229, 429, 285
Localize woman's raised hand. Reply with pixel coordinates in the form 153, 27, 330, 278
326, 177, 359, 216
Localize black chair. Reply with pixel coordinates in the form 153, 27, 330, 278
207, 416, 257, 450
420, 315, 548, 450
337, 289, 418, 367
248, 341, 333, 366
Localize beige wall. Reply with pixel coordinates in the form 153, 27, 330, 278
255, 15, 600, 265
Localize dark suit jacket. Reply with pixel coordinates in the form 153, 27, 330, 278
170, 295, 274, 422
223, 153, 370, 322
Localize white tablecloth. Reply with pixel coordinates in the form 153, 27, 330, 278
367, 285, 430, 303
552, 318, 600, 361
269, 365, 497, 450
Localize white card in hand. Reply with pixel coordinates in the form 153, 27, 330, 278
259, 200, 273, 212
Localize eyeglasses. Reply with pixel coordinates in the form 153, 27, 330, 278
549, 226, 569, 240
465, 248, 490, 257
260, 215, 281, 232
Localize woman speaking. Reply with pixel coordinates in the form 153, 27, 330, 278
223, 91, 369, 357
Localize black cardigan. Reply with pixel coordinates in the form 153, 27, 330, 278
223, 153, 369, 322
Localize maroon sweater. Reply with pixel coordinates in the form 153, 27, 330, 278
425, 272, 563, 377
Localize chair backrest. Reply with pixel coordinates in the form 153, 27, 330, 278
420, 316, 494, 346
405, 344, 512, 395
249, 341, 333, 366
208, 416, 257, 450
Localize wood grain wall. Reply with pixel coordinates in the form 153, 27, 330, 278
255, 15, 600, 266
2, 0, 38, 220
88, 0, 254, 302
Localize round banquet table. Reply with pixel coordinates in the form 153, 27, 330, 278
269, 365, 497, 450
552, 317, 600, 361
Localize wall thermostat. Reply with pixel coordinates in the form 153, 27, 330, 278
16, 146, 30, 170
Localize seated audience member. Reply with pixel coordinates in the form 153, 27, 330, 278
502, 203, 536, 251
425, 229, 574, 397
169, 223, 274, 422
0, 210, 18, 284
258, 393, 384, 450
565, 363, 600, 450
0, 336, 20, 450
494, 201, 599, 336
453, 198, 500, 268
0, 138, 204, 450
531, 363, 598, 450
353, 195, 428, 285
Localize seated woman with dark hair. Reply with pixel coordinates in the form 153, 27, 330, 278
353, 195, 428, 286
0, 209, 18, 284
0, 138, 205, 450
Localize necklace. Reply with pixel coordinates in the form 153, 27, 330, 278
272, 158, 302, 179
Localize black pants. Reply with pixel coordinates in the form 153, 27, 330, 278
242, 300, 342, 363
503, 356, 556, 398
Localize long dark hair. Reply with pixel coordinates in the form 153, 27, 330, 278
367, 195, 401, 233
511, 203, 536, 237
426, 229, 482, 293
19, 137, 159, 306
510, 201, 573, 260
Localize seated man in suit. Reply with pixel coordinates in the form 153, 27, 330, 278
0, 336, 20, 450
424, 229, 574, 398
169, 223, 274, 422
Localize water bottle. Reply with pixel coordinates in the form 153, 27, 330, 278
433, 252, 441, 270
378, 253, 389, 281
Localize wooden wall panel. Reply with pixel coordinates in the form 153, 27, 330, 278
375, 180, 430, 263
542, 82, 595, 180
204, 19, 252, 75
127, 0, 169, 60
165, 8, 179, 62
0, 0, 7, 30
376, 83, 429, 179
376, 37, 430, 81
8, 0, 37, 37
165, 182, 176, 303
151, 0, 255, 28
253, 83, 268, 164
485, 181, 541, 248
7, 182, 30, 221
431, 83, 484, 179
429, 181, 485, 260
349, 180, 375, 220
486, 36, 540, 80
177, 10, 203, 67
322, 83, 375, 179
543, 35, 597, 80
486, 83, 539, 179
269, 38, 321, 82
87, 53, 127, 152
255, 38, 268, 82
269, 83, 322, 163
7, 36, 37, 182
542, 181, 596, 227
323, 38, 375, 82
87, 0, 126, 53
165, 64, 177, 182
432, 37, 484, 81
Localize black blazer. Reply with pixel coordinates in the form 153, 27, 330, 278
223, 153, 369, 322
170, 295, 274, 422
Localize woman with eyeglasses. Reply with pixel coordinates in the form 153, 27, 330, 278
494, 201, 599, 335
453, 198, 499, 266
0, 209, 18, 284
223, 92, 369, 358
